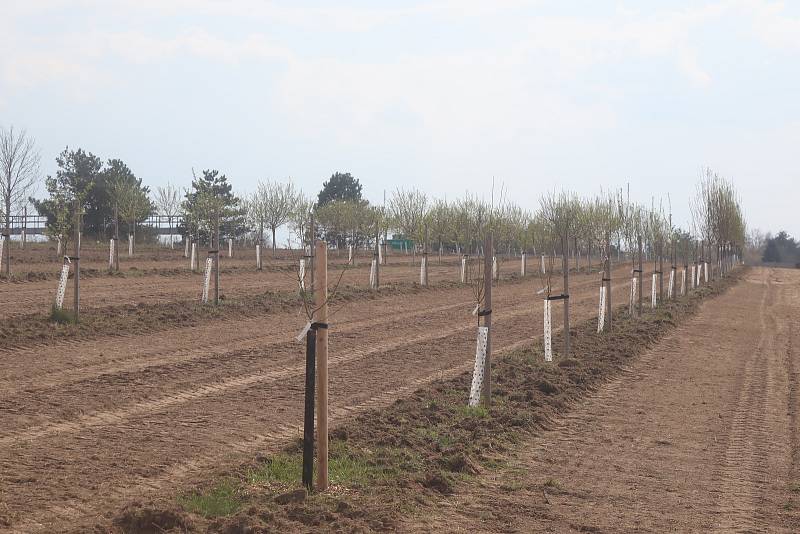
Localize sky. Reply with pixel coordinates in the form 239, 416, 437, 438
1, 0, 798, 237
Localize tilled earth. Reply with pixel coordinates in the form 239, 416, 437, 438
412, 266, 800, 532
0, 252, 639, 532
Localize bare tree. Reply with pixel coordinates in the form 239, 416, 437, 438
257, 179, 297, 255
1, 126, 40, 276
155, 183, 181, 248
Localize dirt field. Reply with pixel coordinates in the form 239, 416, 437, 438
411, 266, 800, 532
0, 244, 641, 532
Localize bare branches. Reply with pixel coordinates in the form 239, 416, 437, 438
1, 125, 40, 226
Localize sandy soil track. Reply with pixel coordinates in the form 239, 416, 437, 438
414, 266, 800, 533
0, 263, 641, 532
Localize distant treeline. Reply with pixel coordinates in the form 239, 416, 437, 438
762, 231, 800, 265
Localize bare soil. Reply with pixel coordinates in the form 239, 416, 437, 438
409, 266, 800, 533
0, 256, 635, 532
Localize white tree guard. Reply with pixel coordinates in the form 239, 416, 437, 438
55, 261, 70, 309
629, 276, 637, 314
109, 239, 115, 269
369, 258, 377, 288
521, 253, 526, 276
128, 234, 133, 256
228, 239, 233, 257
492, 256, 498, 280
420, 255, 427, 286
681, 269, 686, 295
696, 264, 701, 286
597, 285, 606, 333
348, 245, 353, 264
544, 300, 553, 362
256, 244, 261, 269
0, 236, 4, 273
651, 273, 658, 308
468, 326, 489, 407
668, 269, 675, 299
57, 237, 62, 255
201, 257, 212, 303
299, 259, 306, 290
190, 243, 197, 270
378, 242, 383, 265
460, 257, 466, 283
541, 254, 546, 274
704, 262, 708, 283
690, 265, 696, 289
184, 239, 189, 258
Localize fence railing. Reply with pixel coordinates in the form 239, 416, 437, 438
3, 214, 185, 236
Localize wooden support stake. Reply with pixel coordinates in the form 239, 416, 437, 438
637, 234, 643, 317
214, 209, 220, 305
605, 233, 612, 330
73, 197, 81, 322
314, 240, 329, 491
562, 236, 570, 357
482, 233, 492, 407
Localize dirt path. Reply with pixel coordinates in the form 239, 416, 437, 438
0, 264, 645, 532
411, 266, 800, 533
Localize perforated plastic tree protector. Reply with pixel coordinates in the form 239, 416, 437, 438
55, 260, 70, 309
299, 259, 305, 290
544, 300, 553, 362
201, 257, 212, 303
629, 277, 637, 315
109, 239, 114, 269
468, 326, 489, 406
651, 273, 658, 308
597, 285, 606, 333
460, 257, 466, 283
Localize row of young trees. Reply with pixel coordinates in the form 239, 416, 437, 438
3, 127, 746, 278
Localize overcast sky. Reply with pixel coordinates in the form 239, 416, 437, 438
1, 0, 797, 237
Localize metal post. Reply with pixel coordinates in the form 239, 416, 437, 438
302, 328, 317, 491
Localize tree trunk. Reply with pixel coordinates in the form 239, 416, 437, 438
271, 226, 277, 256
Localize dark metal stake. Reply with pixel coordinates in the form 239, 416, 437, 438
302, 328, 317, 491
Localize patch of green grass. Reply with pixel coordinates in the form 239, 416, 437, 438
178, 479, 241, 518
543, 478, 560, 489
413, 426, 454, 448
49, 306, 75, 324
790, 482, 800, 494
247, 445, 399, 489
457, 405, 489, 419
784, 500, 795, 511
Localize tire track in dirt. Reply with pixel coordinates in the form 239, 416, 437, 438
713, 268, 795, 531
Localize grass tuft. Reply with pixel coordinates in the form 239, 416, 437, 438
49, 306, 75, 324
177, 479, 241, 518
